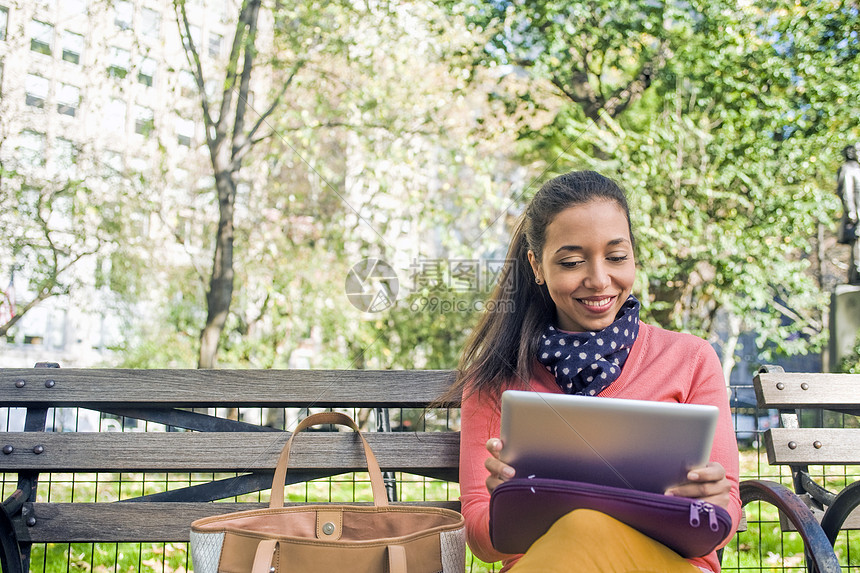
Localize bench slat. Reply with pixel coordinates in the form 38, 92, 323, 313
764, 428, 860, 465
755, 373, 860, 410
781, 507, 860, 532
12, 501, 461, 543
0, 432, 459, 472
0, 369, 459, 407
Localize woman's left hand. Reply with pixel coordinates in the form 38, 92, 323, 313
664, 461, 731, 510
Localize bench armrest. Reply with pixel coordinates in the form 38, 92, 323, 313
740, 480, 841, 573
821, 480, 860, 546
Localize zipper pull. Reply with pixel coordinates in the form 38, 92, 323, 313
689, 502, 702, 527
702, 503, 720, 532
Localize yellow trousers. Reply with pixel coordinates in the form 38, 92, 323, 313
510, 509, 700, 573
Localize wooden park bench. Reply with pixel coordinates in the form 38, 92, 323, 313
2, 363, 854, 573
738, 365, 860, 573
0, 365, 460, 573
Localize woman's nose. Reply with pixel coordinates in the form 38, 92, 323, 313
584, 262, 611, 290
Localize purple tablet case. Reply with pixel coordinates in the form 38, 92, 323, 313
489, 477, 733, 558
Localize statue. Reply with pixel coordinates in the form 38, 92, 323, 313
837, 144, 860, 284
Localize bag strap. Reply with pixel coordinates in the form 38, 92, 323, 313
387, 544, 407, 573
251, 539, 278, 573
251, 539, 408, 573
269, 412, 389, 509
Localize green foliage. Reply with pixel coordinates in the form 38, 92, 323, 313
0, 155, 150, 339
11, 0, 853, 374
445, 0, 860, 371
117, 0, 517, 370
838, 330, 860, 374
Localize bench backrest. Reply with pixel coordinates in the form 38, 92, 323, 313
1, 367, 461, 546
754, 370, 860, 466
753, 367, 860, 531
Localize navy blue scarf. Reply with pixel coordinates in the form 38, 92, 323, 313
537, 296, 640, 396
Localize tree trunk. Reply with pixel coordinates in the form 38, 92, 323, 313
178, 0, 265, 368
720, 312, 742, 388
198, 169, 236, 368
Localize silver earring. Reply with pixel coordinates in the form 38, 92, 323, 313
535, 278, 543, 285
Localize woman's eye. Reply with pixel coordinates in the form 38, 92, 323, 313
607, 255, 629, 263
559, 260, 584, 268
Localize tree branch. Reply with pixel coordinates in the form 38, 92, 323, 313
603, 40, 670, 118
770, 298, 822, 334
154, 210, 208, 283
202, 0, 255, 153
231, 0, 262, 163
233, 58, 305, 167
174, 0, 214, 132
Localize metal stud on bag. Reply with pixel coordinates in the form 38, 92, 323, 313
322, 522, 336, 536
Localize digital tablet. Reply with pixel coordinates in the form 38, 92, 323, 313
499, 390, 719, 493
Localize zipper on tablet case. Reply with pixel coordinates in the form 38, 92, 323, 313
690, 501, 720, 531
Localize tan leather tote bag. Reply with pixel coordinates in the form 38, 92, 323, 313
190, 412, 465, 573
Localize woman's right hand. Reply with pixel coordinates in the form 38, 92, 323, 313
485, 438, 516, 493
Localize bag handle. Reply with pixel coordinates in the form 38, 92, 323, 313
251, 539, 408, 573
269, 412, 389, 509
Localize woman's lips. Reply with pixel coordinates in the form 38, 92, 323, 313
577, 295, 616, 313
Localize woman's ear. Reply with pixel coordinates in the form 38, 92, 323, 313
527, 250, 542, 283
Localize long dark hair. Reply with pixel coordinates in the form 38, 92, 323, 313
451, 170, 634, 401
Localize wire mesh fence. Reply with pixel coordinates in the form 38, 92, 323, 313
2, 385, 859, 572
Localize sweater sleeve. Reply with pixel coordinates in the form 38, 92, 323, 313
685, 340, 743, 545
459, 387, 516, 565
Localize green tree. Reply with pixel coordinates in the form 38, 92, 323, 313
174, 0, 314, 367
123, 1, 514, 370
0, 143, 143, 340
839, 330, 860, 374
450, 0, 859, 379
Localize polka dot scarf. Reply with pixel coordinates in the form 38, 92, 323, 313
537, 295, 640, 396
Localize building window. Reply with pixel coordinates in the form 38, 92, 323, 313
56, 83, 80, 117
204, 79, 220, 101
19, 130, 46, 167
25, 74, 49, 108
103, 150, 123, 178
140, 7, 160, 39
182, 24, 201, 50
56, 137, 78, 172
29, 20, 53, 56
137, 56, 156, 87
104, 98, 126, 131
61, 0, 87, 16
178, 69, 196, 97
133, 105, 154, 136
0, 6, 9, 42
176, 117, 195, 146
108, 46, 130, 79
208, 33, 222, 58
114, 0, 133, 30
62, 31, 84, 64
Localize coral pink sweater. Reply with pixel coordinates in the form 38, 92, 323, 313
459, 323, 741, 573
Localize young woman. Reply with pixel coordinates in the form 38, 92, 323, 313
456, 171, 740, 572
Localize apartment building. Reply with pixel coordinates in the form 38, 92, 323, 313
0, 0, 242, 367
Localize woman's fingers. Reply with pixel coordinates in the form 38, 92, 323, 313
665, 462, 731, 509
485, 438, 514, 493
685, 461, 725, 483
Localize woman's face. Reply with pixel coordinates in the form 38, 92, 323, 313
528, 200, 636, 332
